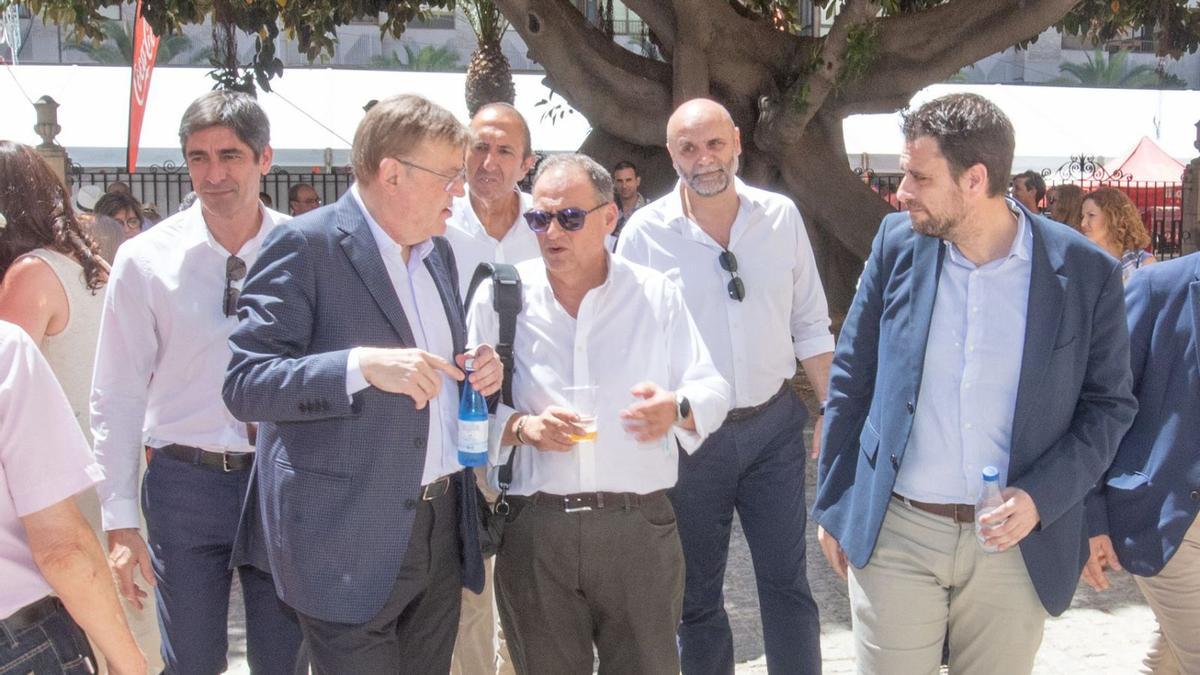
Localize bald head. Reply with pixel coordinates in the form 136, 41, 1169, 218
666, 98, 741, 198
472, 102, 532, 159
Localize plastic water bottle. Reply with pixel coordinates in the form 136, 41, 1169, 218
457, 358, 488, 468
975, 465, 1004, 553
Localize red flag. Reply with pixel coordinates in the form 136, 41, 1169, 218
126, 0, 160, 172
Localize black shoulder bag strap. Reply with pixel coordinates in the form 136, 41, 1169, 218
464, 262, 521, 511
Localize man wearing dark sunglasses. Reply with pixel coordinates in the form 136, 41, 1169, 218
91, 90, 302, 673
615, 98, 834, 675
225, 94, 503, 674
467, 153, 730, 674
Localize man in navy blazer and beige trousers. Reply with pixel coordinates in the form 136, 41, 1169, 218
813, 93, 1138, 674
223, 95, 502, 673
1085, 252, 1200, 673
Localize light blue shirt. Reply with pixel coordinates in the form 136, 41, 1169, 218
894, 201, 1032, 504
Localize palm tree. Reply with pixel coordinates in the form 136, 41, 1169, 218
370, 44, 460, 71
65, 19, 197, 65
1055, 49, 1164, 88
461, 1, 515, 116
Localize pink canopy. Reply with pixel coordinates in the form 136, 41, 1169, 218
1105, 136, 1186, 182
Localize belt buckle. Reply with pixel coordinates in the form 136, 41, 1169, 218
422, 475, 450, 501
563, 496, 592, 513
222, 452, 234, 473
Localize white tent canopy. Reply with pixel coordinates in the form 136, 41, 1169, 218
0, 65, 593, 167
2, 66, 1197, 174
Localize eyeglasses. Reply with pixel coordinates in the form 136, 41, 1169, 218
523, 202, 610, 233
224, 255, 247, 317
393, 158, 467, 192
719, 249, 745, 302
119, 217, 143, 231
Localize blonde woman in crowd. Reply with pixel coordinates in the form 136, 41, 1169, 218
1081, 186, 1156, 281
1047, 183, 1084, 231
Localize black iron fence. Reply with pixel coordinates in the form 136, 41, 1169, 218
69, 166, 357, 217
859, 172, 1184, 260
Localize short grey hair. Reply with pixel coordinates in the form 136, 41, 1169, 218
352, 94, 470, 185
178, 91, 271, 159
533, 154, 613, 204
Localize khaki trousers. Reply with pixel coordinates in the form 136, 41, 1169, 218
848, 497, 1047, 675
451, 557, 514, 675
1135, 513, 1200, 675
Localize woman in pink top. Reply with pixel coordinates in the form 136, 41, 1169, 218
0, 320, 144, 674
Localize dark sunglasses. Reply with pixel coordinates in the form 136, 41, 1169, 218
224, 255, 247, 317
719, 249, 745, 302
523, 202, 610, 233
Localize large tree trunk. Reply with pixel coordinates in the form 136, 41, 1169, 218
496, 0, 1081, 312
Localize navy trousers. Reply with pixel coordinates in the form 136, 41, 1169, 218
670, 387, 821, 675
0, 598, 94, 674
142, 452, 303, 675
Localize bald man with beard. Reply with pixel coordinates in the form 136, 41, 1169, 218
616, 99, 834, 674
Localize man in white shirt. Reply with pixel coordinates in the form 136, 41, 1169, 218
445, 102, 541, 298
223, 94, 502, 673
91, 91, 303, 673
467, 153, 730, 674
446, 102, 538, 675
616, 99, 834, 675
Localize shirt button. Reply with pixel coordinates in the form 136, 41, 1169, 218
964, 423, 973, 430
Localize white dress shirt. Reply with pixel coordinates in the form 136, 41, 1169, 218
91, 201, 288, 530
345, 185, 461, 485
616, 178, 834, 408
445, 188, 541, 297
466, 255, 730, 495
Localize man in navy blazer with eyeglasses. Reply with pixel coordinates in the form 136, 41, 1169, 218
813, 93, 1137, 675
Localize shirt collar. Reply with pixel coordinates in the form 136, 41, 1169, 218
945, 198, 1032, 268
351, 184, 435, 265
451, 185, 531, 241
664, 176, 764, 243
193, 200, 278, 259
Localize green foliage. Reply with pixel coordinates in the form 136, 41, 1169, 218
842, 20, 879, 83
462, 0, 509, 44
1061, 0, 1200, 59
1055, 47, 1187, 88
64, 18, 200, 65
369, 44, 461, 71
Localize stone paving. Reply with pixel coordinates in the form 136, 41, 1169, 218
225, 429, 1158, 674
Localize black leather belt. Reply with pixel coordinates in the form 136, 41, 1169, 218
523, 489, 669, 513
1, 596, 60, 635
725, 382, 790, 423
420, 474, 455, 501
893, 493, 976, 524
153, 444, 254, 472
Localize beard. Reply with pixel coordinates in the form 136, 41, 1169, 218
677, 155, 739, 197
907, 192, 965, 240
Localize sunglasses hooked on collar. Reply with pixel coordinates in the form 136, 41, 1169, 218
523, 202, 610, 233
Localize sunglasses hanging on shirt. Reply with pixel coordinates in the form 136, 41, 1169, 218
719, 249, 745, 302
224, 255, 247, 317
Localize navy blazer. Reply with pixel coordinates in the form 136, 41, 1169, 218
813, 204, 1137, 616
223, 192, 467, 624
1087, 252, 1200, 576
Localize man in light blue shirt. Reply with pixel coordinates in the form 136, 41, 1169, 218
813, 93, 1136, 675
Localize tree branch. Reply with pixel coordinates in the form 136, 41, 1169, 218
838, 0, 1080, 113
753, 0, 880, 155
495, 0, 673, 146
621, 0, 677, 55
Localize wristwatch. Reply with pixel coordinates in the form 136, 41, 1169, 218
676, 393, 692, 422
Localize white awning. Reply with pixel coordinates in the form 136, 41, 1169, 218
2, 66, 1196, 176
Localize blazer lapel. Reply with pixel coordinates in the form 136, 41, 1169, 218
424, 238, 468, 356
1190, 256, 1200, 376
1010, 220, 1067, 453
906, 234, 944, 379
334, 195, 418, 346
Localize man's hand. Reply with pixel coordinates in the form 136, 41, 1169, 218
1082, 534, 1123, 591
106, 529, 155, 610
359, 347, 464, 409
521, 407, 585, 452
977, 487, 1040, 552
619, 382, 680, 442
817, 525, 849, 580
457, 344, 502, 397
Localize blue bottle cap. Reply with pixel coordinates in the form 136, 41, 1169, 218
981, 465, 1000, 481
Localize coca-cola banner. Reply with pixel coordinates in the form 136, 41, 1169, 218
126, 0, 160, 172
